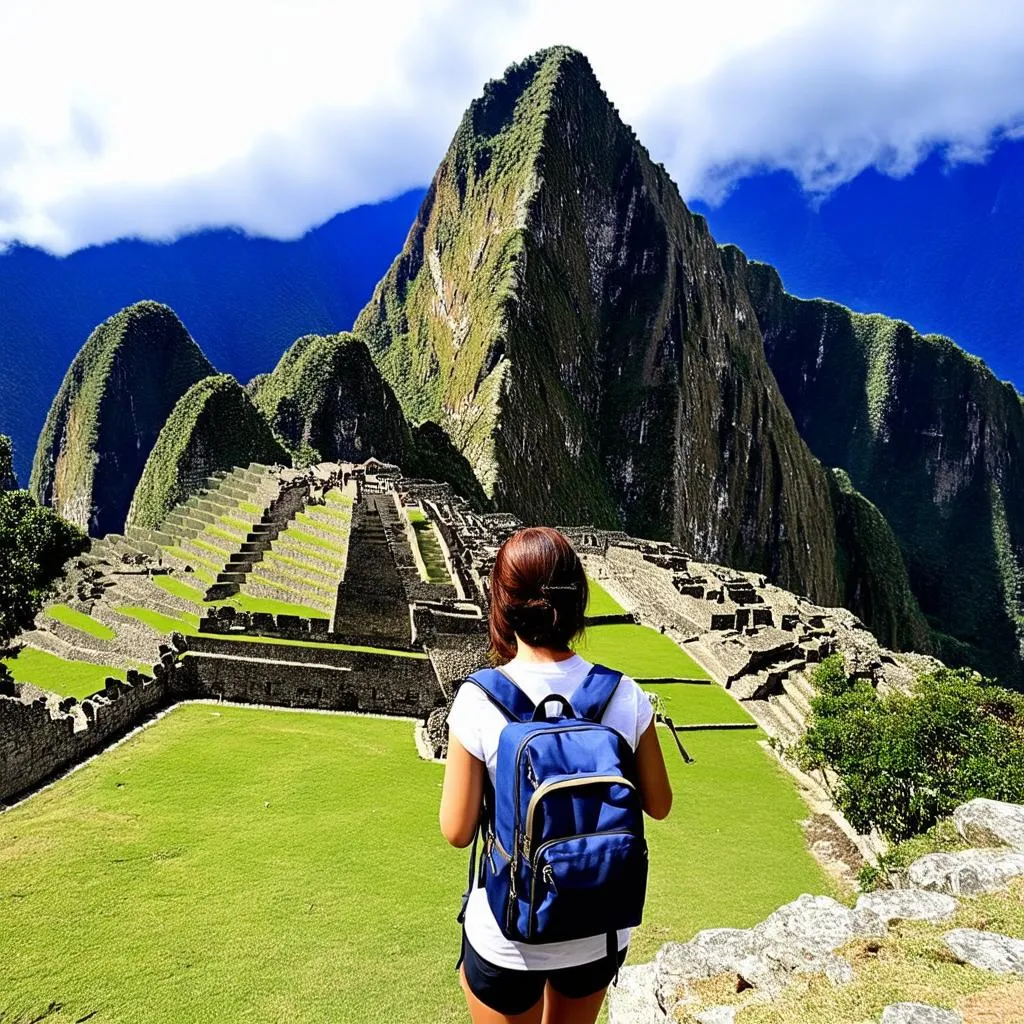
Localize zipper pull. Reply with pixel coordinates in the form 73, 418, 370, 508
526, 757, 539, 789
543, 864, 558, 894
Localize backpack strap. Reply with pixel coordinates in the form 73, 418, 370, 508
570, 663, 623, 723
464, 667, 536, 723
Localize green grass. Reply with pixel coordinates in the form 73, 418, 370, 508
573, 623, 710, 679
407, 508, 450, 584
283, 528, 348, 557
186, 634, 427, 659
585, 577, 625, 616
642, 681, 754, 727
1, 647, 128, 699
152, 574, 206, 605
238, 500, 263, 517
43, 603, 116, 641
225, 592, 328, 620
116, 605, 201, 635
0, 703, 828, 1023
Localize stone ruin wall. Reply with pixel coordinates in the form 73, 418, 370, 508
0, 648, 187, 806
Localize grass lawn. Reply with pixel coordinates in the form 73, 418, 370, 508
573, 623, 710, 680
585, 577, 625, 616
43, 603, 116, 641
151, 572, 327, 621
642, 681, 754, 727
0, 704, 828, 1023
1, 647, 128, 699
407, 509, 450, 584
152, 575, 207, 605
116, 605, 201, 634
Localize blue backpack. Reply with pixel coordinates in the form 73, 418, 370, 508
456, 663, 648, 970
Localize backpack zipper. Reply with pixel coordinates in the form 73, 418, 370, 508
522, 775, 634, 858
527, 828, 636, 940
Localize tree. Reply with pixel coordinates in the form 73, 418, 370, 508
794, 655, 1024, 841
0, 465, 88, 647
0, 434, 16, 491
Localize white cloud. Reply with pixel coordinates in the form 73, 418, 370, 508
1, 0, 1022, 253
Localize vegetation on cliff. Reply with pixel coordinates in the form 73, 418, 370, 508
742, 255, 1024, 683
128, 375, 290, 530
795, 655, 1024, 841
253, 332, 414, 469
29, 301, 214, 536
828, 468, 932, 653
0, 436, 87, 646
355, 46, 844, 606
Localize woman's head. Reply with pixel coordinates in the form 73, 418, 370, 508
488, 527, 588, 663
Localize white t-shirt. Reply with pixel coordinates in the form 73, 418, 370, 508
446, 652, 655, 970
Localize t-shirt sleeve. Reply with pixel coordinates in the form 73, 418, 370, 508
624, 675, 655, 749
446, 682, 487, 761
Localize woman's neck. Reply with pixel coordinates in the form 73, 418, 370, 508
512, 637, 577, 664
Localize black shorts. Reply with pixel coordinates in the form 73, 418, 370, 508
460, 933, 628, 1016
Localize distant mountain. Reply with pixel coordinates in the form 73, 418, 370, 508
30, 302, 214, 535
693, 139, 1024, 389
0, 189, 425, 483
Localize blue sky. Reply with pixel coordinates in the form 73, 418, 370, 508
2, 1, 1023, 254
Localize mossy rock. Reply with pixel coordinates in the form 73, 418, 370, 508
253, 332, 413, 467
828, 467, 933, 653
29, 301, 214, 536
127, 374, 290, 530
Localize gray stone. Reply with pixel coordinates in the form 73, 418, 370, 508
908, 849, 1024, 895
694, 1007, 736, 1024
606, 963, 666, 1024
651, 895, 883, 1010
881, 1002, 963, 1024
953, 798, 1024, 851
944, 928, 1024, 975
753, 893, 886, 955
855, 888, 958, 925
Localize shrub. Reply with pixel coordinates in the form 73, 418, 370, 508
794, 654, 1024, 841
0, 469, 88, 646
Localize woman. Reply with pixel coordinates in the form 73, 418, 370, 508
440, 526, 673, 1024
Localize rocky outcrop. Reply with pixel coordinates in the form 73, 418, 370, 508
944, 929, 1024, 975
253, 332, 414, 468
741, 254, 1024, 683
127, 374, 290, 529
953, 797, 1024, 850
854, 889, 958, 925
907, 849, 1024, 896
882, 1004, 962, 1024
355, 46, 855, 609
29, 301, 214, 535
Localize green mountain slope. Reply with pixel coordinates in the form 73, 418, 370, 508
29, 301, 214, 536
355, 46, 843, 606
253, 332, 414, 468
742, 254, 1024, 682
128, 374, 290, 529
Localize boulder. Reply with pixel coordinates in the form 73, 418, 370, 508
881, 1002, 963, 1024
695, 1008, 736, 1024
953, 798, 1024, 851
651, 895, 885, 1009
606, 963, 666, 1024
944, 928, 1024, 975
855, 889, 958, 925
908, 850, 1024, 896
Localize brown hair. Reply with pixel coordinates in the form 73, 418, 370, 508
487, 527, 588, 664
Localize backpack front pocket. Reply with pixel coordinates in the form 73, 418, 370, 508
528, 829, 648, 942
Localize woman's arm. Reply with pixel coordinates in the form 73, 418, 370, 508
439, 734, 485, 847
635, 719, 673, 819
